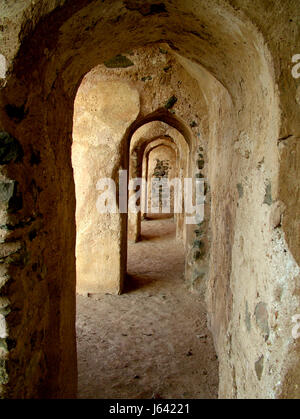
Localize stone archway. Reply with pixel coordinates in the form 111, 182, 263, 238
129, 136, 179, 242
143, 140, 179, 216
0, 0, 299, 399
128, 122, 190, 243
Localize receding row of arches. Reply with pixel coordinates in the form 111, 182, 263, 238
0, 0, 299, 399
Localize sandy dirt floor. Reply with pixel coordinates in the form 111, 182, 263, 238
76, 218, 219, 399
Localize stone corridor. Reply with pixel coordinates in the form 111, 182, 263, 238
1, 0, 299, 399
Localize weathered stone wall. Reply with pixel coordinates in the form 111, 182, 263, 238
0, 0, 299, 400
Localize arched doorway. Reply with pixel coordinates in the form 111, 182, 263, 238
0, 1, 297, 399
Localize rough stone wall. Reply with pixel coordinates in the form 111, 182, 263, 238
0, 65, 77, 399
188, 14, 299, 398
0, 0, 298, 400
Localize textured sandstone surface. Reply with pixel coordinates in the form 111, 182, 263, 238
0, 0, 299, 400
73, 80, 140, 295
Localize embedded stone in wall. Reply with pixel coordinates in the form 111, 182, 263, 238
197, 159, 205, 170
0, 241, 22, 259
0, 314, 7, 339
0, 132, 23, 164
255, 355, 264, 381
0, 181, 22, 213
237, 183, 244, 199
263, 181, 272, 206
0, 182, 16, 203
254, 302, 269, 340
165, 95, 177, 109
104, 54, 134, 68
0, 54, 6, 79
245, 301, 251, 332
